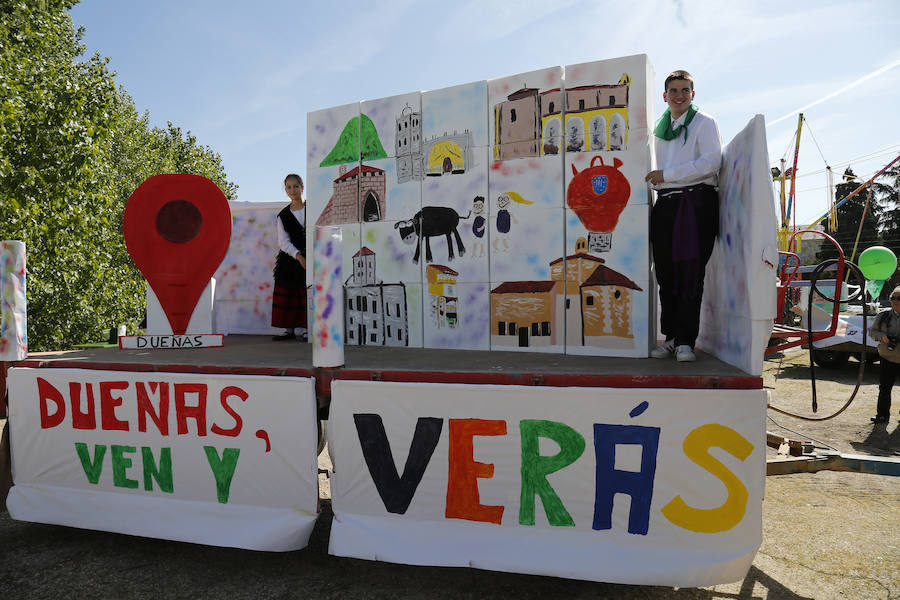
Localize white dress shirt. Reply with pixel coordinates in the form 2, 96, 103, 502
276, 207, 305, 258
653, 109, 722, 188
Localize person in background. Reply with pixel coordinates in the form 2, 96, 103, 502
271, 174, 307, 341
867, 285, 900, 424
645, 69, 722, 363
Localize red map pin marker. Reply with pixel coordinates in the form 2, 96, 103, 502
124, 174, 231, 335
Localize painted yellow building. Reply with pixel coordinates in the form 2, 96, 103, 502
489, 237, 641, 350
489, 281, 558, 348
540, 83, 629, 155
491, 78, 631, 159
427, 141, 465, 174
561, 84, 629, 153
579, 264, 638, 340
426, 264, 459, 328
424, 130, 472, 176
548, 237, 641, 346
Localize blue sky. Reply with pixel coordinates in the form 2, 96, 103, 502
70, 0, 900, 225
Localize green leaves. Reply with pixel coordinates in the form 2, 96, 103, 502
0, 2, 237, 351
815, 166, 900, 298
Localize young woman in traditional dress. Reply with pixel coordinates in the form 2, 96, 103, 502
271, 174, 308, 341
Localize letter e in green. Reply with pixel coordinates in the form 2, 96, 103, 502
110, 445, 139, 489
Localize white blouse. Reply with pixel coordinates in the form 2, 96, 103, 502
276, 207, 305, 257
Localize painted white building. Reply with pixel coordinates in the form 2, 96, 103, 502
345, 247, 409, 346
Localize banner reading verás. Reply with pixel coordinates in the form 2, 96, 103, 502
7, 367, 319, 551
328, 381, 765, 587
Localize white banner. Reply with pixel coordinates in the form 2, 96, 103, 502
328, 380, 765, 587
7, 368, 319, 551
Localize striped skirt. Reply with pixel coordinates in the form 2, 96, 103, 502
271, 285, 308, 329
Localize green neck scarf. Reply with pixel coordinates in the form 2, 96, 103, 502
654, 104, 698, 144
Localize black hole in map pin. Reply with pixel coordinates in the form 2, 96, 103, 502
156, 199, 203, 243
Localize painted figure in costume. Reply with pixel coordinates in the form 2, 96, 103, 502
493, 193, 514, 252
868, 286, 900, 424
272, 174, 308, 341
471, 196, 487, 258
609, 120, 624, 151
645, 70, 722, 363
493, 192, 531, 252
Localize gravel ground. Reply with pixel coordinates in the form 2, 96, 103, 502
1, 349, 897, 599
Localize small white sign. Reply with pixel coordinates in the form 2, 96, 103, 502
118, 334, 224, 349
587, 231, 611, 253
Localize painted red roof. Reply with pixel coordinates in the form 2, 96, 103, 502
491, 281, 556, 294
567, 84, 623, 91
334, 164, 385, 183
429, 264, 459, 276
548, 253, 604, 266
508, 87, 539, 100
581, 264, 642, 291
353, 247, 375, 257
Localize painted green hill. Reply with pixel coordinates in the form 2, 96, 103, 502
319, 114, 387, 166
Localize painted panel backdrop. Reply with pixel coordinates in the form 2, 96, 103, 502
561, 55, 653, 356
211, 64, 772, 372
213, 202, 285, 336
305, 54, 654, 356
697, 115, 778, 376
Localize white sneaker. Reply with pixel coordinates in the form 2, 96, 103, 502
675, 345, 696, 362
650, 340, 676, 358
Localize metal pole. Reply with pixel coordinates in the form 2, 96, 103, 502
784, 114, 803, 228
808, 153, 900, 230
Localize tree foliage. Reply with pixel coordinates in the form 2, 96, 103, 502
875, 163, 900, 296
877, 164, 900, 254
813, 165, 900, 302
0, 0, 237, 351
816, 168, 890, 262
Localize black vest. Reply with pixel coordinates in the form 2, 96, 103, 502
278, 206, 305, 254
273, 206, 306, 285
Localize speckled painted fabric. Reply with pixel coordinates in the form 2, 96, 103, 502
0, 240, 27, 360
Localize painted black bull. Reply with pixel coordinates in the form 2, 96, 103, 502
395, 206, 471, 263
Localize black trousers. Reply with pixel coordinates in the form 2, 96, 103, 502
877, 357, 899, 418
650, 185, 719, 348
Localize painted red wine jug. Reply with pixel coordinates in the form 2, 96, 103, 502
567, 155, 631, 233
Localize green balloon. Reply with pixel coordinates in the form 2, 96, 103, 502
858, 246, 898, 280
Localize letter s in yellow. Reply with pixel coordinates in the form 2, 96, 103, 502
661, 423, 753, 533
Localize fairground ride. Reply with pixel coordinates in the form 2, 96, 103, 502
763, 115, 900, 474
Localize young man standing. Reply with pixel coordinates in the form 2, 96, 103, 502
645, 70, 722, 362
